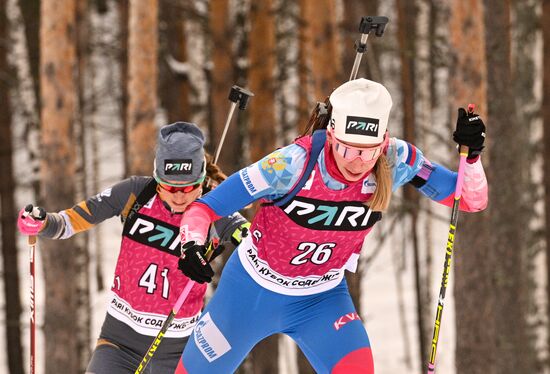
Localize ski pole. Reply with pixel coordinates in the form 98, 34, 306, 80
213, 85, 254, 164
22, 204, 44, 374
29, 234, 36, 374
134, 240, 217, 374
426, 104, 476, 373
134, 279, 194, 374
349, 16, 388, 81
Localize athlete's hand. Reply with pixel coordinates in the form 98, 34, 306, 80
17, 205, 46, 236
453, 107, 486, 160
178, 241, 214, 283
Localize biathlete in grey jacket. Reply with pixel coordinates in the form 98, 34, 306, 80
18, 122, 248, 374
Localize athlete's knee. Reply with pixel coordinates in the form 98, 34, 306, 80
332, 347, 374, 374
174, 358, 188, 374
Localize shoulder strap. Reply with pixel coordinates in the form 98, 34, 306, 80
122, 177, 158, 233
272, 129, 327, 207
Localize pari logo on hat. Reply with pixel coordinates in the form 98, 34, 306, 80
164, 159, 193, 175
155, 122, 206, 183
330, 78, 392, 145
345, 116, 380, 137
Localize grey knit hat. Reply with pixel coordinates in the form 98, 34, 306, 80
153, 122, 206, 185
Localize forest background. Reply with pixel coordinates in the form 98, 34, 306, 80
1, 0, 549, 373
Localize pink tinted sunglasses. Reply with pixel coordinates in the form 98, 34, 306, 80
331, 131, 389, 162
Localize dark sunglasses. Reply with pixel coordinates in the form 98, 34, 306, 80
157, 182, 202, 193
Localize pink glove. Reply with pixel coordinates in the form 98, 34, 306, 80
17, 206, 46, 236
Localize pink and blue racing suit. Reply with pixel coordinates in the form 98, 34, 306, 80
175, 134, 487, 374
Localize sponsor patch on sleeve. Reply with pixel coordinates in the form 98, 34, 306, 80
239, 164, 270, 196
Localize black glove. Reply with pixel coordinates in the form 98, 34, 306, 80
178, 241, 214, 283
453, 107, 486, 159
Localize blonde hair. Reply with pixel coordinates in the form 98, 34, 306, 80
367, 153, 392, 212
302, 98, 393, 212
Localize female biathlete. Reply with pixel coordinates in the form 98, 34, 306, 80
175, 79, 488, 374
18, 122, 249, 373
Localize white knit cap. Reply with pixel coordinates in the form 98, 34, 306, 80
329, 78, 393, 145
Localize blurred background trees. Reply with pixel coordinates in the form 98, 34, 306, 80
1, 0, 548, 373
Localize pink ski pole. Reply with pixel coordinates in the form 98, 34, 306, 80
135, 280, 195, 374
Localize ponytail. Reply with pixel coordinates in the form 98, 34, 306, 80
301, 97, 332, 136
204, 152, 227, 190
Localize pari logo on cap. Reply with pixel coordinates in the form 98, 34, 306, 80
164, 159, 193, 175
345, 116, 380, 137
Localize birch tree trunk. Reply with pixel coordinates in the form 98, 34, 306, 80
183, 0, 209, 131
16, 0, 41, 197
542, 0, 550, 367
75, 0, 92, 369
0, 1, 24, 372
274, 0, 300, 144
512, 0, 543, 369
396, 0, 429, 369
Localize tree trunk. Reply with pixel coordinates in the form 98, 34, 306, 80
297, 0, 313, 133
248, 0, 276, 162
16, 0, 41, 198
543, 0, 550, 367
396, 0, 428, 369
18, 0, 40, 114
448, 1, 495, 373
183, 0, 209, 131
304, 0, 340, 99
119, 0, 130, 177
482, 0, 537, 372
75, 0, 92, 369
159, 0, 190, 125
274, 0, 300, 144
245, 1, 280, 372
512, 0, 543, 370
0, 1, 24, 372
210, 0, 241, 170
39, 0, 81, 372
127, 0, 158, 175
297, 0, 341, 132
